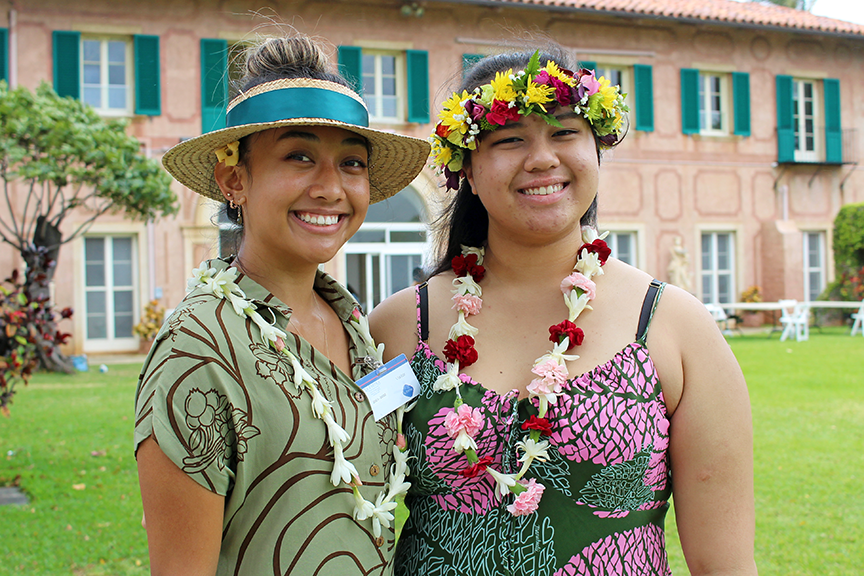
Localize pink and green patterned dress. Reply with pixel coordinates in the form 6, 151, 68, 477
394, 280, 672, 576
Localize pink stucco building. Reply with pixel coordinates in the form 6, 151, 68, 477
1, 0, 862, 354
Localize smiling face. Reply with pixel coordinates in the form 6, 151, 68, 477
463, 112, 599, 247
216, 125, 370, 270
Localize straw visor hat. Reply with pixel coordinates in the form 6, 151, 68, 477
162, 77, 431, 204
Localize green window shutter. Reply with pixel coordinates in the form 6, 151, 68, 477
406, 49, 429, 124
53, 31, 81, 99
732, 72, 750, 137
680, 68, 699, 135
134, 35, 161, 116
200, 38, 227, 133
776, 75, 794, 163
823, 78, 842, 164
579, 60, 596, 72
338, 46, 362, 95
462, 53, 482, 77
633, 64, 654, 132
0, 28, 8, 84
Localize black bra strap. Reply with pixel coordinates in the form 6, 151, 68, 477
636, 279, 665, 344
418, 281, 429, 342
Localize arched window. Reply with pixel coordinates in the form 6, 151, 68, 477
344, 187, 430, 311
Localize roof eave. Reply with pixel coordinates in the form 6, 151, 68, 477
428, 0, 864, 41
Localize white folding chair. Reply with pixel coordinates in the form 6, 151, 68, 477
851, 301, 864, 337
704, 303, 730, 334
779, 300, 809, 342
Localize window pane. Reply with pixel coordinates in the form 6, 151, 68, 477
84, 64, 101, 84
85, 238, 105, 286
372, 254, 381, 306
113, 237, 132, 260
362, 54, 375, 75
381, 56, 395, 75
83, 40, 100, 61
382, 96, 397, 118
107, 41, 125, 63
701, 234, 711, 269
362, 77, 376, 96
115, 313, 134, 338
345, 253, 367, 306
114, 289, 133, 314
86, 291, 107, 339
717, 234, 730, 270
701, 273, 712, 303
350, 230, 386, 243
364, 95, 377, 115
108, 86, 126, 109
83, 87, 101, 108
390, 230, 425, 243
382, 76, 396, 96
718, 274, 731, 303
108, 63, 125, 85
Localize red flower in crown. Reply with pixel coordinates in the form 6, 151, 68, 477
582, 239, 612, 265
443, 335, 478, 367
461, 455, 495, 478
521, 415, 553, 436
549, 320, 584, 348
486, 99, 522, 126
452, 253, 485, 281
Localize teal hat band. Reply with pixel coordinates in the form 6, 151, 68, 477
226, 86, 369, 128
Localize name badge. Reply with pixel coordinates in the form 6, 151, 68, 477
355, 354, 420, 421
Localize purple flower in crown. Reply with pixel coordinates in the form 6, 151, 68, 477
599, 133, 619, 147
464, 99, 486, 122
579, 70, 601, 96
536, 71, 572, 107
444, 166, 461, 191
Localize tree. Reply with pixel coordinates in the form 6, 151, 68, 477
751, 0, 816, 10
0, 81, 177, 372
827, 203, 864, 302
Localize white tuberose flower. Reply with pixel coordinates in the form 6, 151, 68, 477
516, 438, 550, 463
352, 488, 375, 521
486, 468, 517, 500
331, 442, 359, 486
370, 492, 397, 538
448, 313, 479, 339
433, 362, 462, 392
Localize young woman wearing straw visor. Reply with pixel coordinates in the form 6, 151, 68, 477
370, 49, 756, 575
134, 35, 429, 575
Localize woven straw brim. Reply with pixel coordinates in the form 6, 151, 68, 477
162, 119, 430, 204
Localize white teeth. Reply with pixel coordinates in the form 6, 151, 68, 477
522, 183, 564, 196
298, 213, 339, 226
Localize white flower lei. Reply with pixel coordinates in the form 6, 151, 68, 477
188, 263, 410, 538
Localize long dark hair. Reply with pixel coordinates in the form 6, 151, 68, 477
430, 47, 622, 277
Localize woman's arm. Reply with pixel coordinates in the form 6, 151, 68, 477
650, 288, 757, 575
137, 437, 224, 576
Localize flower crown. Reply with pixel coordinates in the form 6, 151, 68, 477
430, 52, 629, 190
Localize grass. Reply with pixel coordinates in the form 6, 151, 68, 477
1, 327, 862, 574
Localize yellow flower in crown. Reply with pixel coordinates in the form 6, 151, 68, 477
543, 61, 576, 87
490, 70, 517, 102
438, 90, 472, 136
597, 77, 618, 110
524, 79, 555, 109
215, 140, 240, 166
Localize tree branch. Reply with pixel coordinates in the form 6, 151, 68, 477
62, 202, 115, 245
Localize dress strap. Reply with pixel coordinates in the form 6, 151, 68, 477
417, 281, 429, 342
636, 279, 666, 344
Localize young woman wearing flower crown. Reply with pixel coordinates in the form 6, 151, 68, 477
133, 34, 429, 575
370, 48, 756, 576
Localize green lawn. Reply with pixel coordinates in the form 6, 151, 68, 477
1, 328, 861, 575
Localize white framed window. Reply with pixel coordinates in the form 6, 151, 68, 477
82, 37, 132, 115
803, 231, 826, 301
698, 73, 728, 135
84, 236, 137, 343
606, 231, 637, 267
344, 189, 429, 311
701, 232, 735, 304
793, 79, 819, 162
596, 65, 632, 113
362, 51, 403, 122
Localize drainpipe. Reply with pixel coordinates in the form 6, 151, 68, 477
780, 185, 789, 221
